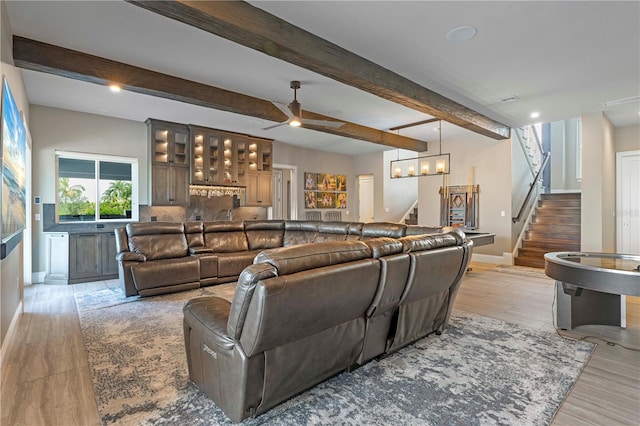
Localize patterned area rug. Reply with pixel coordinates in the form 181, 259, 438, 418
76, 285, 594, 425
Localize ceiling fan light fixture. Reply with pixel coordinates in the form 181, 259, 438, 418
289, 117, 302, 127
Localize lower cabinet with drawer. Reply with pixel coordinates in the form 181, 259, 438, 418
69, 232, 118, 284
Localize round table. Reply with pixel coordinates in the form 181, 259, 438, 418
544, 252, 640, 330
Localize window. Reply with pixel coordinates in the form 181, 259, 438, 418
56, 151, 138, 222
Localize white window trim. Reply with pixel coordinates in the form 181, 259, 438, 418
55, 150, 139, 223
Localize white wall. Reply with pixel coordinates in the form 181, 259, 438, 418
0, 0, 30, 349
581, 112, 616, 252
418, 132, 513, 257
615, 124, 640, 152
29, 106, 147, 274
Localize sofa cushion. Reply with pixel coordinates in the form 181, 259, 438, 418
254, 240, 372, 276
204, 221, 249, 253
126, 222, 188, 260
244, 220, 285, 250
131, 256, 200, 291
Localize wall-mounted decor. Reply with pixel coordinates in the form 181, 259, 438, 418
439, 185, 479, 229
1, 76, 27, 257
304, 172, 348, 209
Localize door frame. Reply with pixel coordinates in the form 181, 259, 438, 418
271, 163, 298, 220
616, 150, 640, 254
358, 174, 375, 223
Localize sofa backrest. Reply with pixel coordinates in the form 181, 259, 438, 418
283, 220, 321, 246
232, 241, 379, 357
346, 222, 364, 240
362, 237, 409, 315
313, 221, 349, 243
397, 229, 467, 305
184, 221, 205, 249
405, 225, 445, 236
360, 222, 407, 240
126, 222, 188, 261
203, 221, 249, 253
244, 220, 285, 250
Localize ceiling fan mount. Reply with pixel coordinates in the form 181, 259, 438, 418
262, 81, 344, 130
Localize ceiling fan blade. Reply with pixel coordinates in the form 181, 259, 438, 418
302, 118, 345, 128
271, 101, 294, 119
262, 121, 288, 130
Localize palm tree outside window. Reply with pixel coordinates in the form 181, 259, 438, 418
56, 152, 138, 223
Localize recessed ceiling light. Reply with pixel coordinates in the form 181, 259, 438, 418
109, 84, 122, 92
530, 112, 540, 119
446, 26, 478, 43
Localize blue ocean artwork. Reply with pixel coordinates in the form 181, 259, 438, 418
1, 77, 27, 241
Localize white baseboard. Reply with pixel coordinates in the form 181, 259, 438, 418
32, 271, 45, 284
0, 300, 23, 366
471, 253, 512, 265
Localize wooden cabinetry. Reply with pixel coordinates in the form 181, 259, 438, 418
147, 119, 190, 206
68, 232, 118, 284
245, 138, 273, 206
248, 138, 272, 172
191, 126, 248, 186
246, 172, 273, 206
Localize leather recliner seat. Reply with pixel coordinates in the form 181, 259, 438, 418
183, 229, 473, 422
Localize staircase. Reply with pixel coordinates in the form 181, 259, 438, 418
515, 193, 581, 268
405, 207, 418, 225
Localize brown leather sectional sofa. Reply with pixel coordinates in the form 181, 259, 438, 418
182, 229, 473, 422
114, 220, 445, 297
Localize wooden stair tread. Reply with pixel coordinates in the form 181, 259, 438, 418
516, 192, 581, 267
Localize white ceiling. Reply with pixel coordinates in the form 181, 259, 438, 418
4, 1, 639, 155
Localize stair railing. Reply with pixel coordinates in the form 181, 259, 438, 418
512, 152, 550, 223
400, 199, 418, 224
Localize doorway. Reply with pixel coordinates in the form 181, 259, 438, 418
271, 165, 296, 220
616, 150, 640, 254
358, 174, 374, 223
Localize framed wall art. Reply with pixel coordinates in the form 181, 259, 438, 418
1, 76, 27, 258
304, 171, 348, 210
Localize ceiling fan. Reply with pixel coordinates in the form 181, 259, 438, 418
262, 81, 345, 130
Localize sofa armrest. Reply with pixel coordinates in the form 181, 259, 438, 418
116, 252, 146, 262
184, 297, 235, 351
189, 246, 214, 255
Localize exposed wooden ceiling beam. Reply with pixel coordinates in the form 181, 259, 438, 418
12, 36, 428, 152
389, 118, 440, 131
127, 0, 510, 140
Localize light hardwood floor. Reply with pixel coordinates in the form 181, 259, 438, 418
1, 262, 638, 425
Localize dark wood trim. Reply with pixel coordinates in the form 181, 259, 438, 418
12, 36, 427, 152
389, 118, 440, 131
126, 0, 510, 140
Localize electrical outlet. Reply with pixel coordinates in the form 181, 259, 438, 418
500, 211, 506, 217
35, 213, 41, 221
